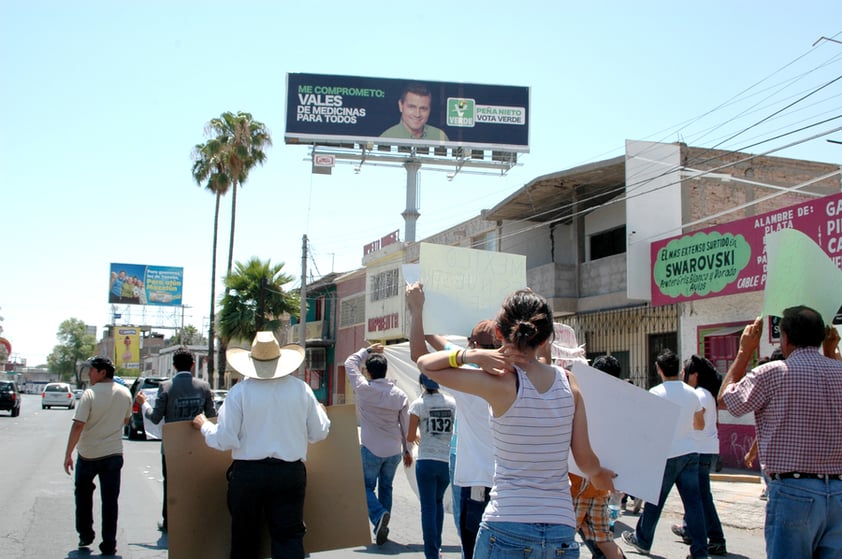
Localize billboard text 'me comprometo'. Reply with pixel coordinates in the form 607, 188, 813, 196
285, 73, 530, 152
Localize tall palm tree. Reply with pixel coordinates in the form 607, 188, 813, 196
204, 112, 272, 381
191, 138, 231, 388
218, 257, 300, 351
206, 111, 272, 276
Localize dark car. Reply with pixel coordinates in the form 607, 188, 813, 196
0, 380, 21, 417
125, 376, 169, 440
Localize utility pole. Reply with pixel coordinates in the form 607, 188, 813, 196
299, 235, 308, 377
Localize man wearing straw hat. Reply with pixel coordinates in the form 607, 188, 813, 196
193, 332, 331, 559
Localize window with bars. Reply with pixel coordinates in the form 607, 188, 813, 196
370, 269, 400, 302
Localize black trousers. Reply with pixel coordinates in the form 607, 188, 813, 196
227, 459, 307, 559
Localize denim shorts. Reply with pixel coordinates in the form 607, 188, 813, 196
474, 521, 579, 559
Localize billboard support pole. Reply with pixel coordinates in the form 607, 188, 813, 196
402, 159, 421, 243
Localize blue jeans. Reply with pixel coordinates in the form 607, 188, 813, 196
361, 446, 401, 527
765, 477, 842, 559
635, 452, 708, 558
461, 486, 491, 559
475, 521, 579, 559
75, 454, 123, 553
682, 453, 725, 544
416, 459, 450, 559
450, 450, 462, 536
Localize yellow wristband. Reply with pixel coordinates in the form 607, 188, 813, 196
448, 350, 460, 368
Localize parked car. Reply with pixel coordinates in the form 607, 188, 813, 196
42, 382, 75, 410
125, 376, 168, 440
73, 389, 84, 400
0, 380, 21, 416
212, 389, 228, 412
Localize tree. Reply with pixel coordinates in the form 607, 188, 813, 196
192, 136, 232, 389
47, 318, 95, 386
218, 257, 300, 348
206, 111, 273, 276
193, 111, 271, 387
169, 325, 203, 346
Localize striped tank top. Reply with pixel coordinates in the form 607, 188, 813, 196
482, 364, 576, 526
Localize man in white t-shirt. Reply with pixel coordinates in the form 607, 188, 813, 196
621, 349, 710, 559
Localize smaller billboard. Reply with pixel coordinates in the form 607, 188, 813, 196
116, 327, 140, 370
109, 263, 183, 306
285, 73, 530, 152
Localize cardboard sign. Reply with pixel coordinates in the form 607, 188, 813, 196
162, 404, 370, 558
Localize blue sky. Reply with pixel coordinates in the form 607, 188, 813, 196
1, 1, 840, 365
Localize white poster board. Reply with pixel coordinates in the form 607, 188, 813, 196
570, 362, 680, 504
762, 228, 842, 323
419, 243, 526, 336
140, 388, 162, 440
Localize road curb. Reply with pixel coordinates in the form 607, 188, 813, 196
711, 473, 761, 483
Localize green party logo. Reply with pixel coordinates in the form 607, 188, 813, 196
653, 232, 751, 298
447, 98, 475, 127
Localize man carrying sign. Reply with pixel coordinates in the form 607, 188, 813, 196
719, 307, 842, 559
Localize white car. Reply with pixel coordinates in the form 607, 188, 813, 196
42, 383, 76, 410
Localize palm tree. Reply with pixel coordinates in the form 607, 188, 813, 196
204, 112, 272, 381
191, 138, 232, 388
206, 111, 272, 276
218, 257, 300, 352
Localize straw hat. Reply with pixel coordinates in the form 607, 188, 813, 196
226, 331, 305, 380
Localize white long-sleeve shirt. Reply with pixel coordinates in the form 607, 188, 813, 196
200, 375, 330, 461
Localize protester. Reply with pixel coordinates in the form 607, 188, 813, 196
408, 373, 457, 559
672, 355, 727, 556
407, 282, 497, 559
621, 349, 709, 559
571, 354, 626, 559
136, 347, 216, 532
193, 332, 330, 559
719, 308, 842, 558
345, 343, 413, 545
417, 288, 615, 558
63, 356, 133, 556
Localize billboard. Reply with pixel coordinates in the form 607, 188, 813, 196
115, 327, 140, 370
108, 263, 183, 306
650, 191, 842, 306
285, 73, 530, 152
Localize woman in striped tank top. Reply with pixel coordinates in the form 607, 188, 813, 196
417, 289, 615, 559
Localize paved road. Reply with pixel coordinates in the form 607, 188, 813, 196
0, 394, 766, 558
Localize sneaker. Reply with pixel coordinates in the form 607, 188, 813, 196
78, 536, 94, 548
708, 541, 728, 556
621, 531, 650, 555
671, 524, 692, 545
374, 511, 390, 545
157, 520, 168, 533
99, 545, 117, 555
759, 487, 767, 500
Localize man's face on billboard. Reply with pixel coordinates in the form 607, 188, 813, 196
399, 92, 432, 137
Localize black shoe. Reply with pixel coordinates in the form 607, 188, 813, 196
708, 542, 728, 556
78, 536, 94, 548
374, 512, 390, 545
157, 521, 168, 533
671, 524, 692, 545
99, 545, 117, 556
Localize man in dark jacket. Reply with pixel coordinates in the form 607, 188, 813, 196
136, 347, 216, 531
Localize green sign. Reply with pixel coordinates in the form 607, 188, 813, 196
653, 232, 751, 299
447, 98, 475, 127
